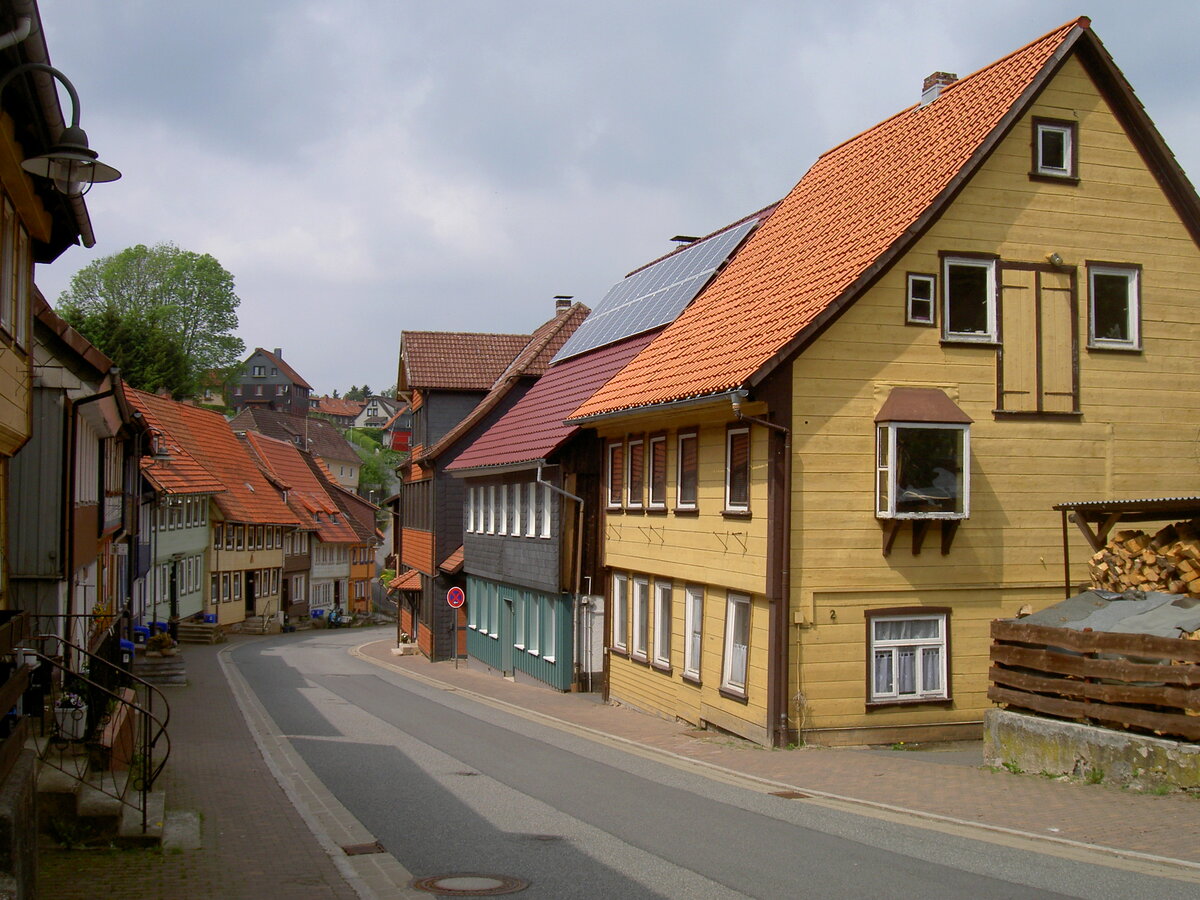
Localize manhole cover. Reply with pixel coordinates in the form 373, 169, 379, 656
411, 873, 528, 895
769, 790, 811, 800
342, 841, 386, 856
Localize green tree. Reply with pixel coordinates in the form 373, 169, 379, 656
57, 242, 245, 398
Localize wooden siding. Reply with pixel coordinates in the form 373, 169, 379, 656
0, 342, 29, 456
402, 527, 434, 573
8, 388, 65, 577
787, 55, 1200, 741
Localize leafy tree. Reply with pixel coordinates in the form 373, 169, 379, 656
57, 242, 245, 398
343, 384, 373, 401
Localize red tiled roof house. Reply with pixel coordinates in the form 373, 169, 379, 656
570, 19, 1200, 746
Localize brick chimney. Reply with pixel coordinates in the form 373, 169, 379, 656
554, 295, 573, 312
920, 71, 957, 107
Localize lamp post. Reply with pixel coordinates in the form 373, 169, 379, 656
0, 62, 120, 197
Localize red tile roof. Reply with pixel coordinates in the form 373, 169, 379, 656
129, 387, 300, 525
439, 545, 464, 574
312, 396, 365, 418
422, 303, 589, 464
252, 348, 312, 390
572, 19, 1089, 420
125, 387, 226, 496
229, 407, 359, 464
37, 293, 112, 378
241, 432, 359, 543
446, 330, 657, 472
390, 568, 421, 591
399, 331, 531, 392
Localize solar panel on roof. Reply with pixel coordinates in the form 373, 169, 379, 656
551, 219, 758, 363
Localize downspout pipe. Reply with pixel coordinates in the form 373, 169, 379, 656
732, 392, 792, 748
537, 464, 585, 688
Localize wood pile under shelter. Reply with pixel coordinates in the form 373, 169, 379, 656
1086, 520, 1200, 598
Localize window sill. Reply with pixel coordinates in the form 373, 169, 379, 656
610, 646, 629, 659
681, 673, 701, 687
939, 338, 1000, 348
624, 507, 645, 516
606, 506, 624, 515
651, 661, 672, 675
718, 686, 749, 704
645, 506, 668, 516
866, 696, 952, 711
673, 507, 699, 517
545, 656, 556, 664
630, 653, 650, 667
1028, 171, 1079, 186
992, 409, 1081, 420
722, 509, 752, 520
1087, 342, 1142, 353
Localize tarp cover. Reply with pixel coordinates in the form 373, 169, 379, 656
1018, 589, 1200, 640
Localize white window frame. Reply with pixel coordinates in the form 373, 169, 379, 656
544, 600, 556, 663
513, 591, 524, 648
725, 427, 750, 512
648, 434, 667, 509
511, 484, 521, 536
487, 485, 496, 534
468, 583, 478, 629
526, 483, 537, 537
612, 573, 628, 652
876, 421, 970, 520
1087, 264, 1140, 350
1035, 120, 1074, 178
529, 593, 540, 656
625, 436, 644, 510
906, 273, 936, 326
631, 576, 649, 661
539, 484, 551, 539
476, 488, 485, 535
652, 581, 672, 668
498, 485, 508, 535
676, 431, 698, 510
721, 592, 751, 695
489, 583, 499, 638
869, 612, 949, 702
466, 487, 475, 533
942, 256, 997, 342
684, 585, 703, 680
606, 441, 624, 509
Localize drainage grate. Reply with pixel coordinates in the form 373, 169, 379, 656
341, 841, 386, 856
410, 874, 529, 896
769, 790, 811, 800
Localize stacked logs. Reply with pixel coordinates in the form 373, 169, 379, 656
1087, 519, 1200, 598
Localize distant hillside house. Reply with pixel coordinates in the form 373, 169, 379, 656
230, 347, 312, 416
310, 395, 364, 428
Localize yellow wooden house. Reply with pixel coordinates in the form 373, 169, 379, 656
570, 18, 1200, 746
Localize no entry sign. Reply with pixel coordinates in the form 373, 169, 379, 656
446, 586, 465, 608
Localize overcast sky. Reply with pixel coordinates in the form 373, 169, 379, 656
32, 1, 1200, 396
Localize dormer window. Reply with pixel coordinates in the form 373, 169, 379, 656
875, 388, 972, 521
1032, 118, 1078, 182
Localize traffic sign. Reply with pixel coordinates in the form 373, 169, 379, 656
446, 586, 465, 608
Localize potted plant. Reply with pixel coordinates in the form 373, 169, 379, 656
146, 632, 177, 657
54, 690, 88, 741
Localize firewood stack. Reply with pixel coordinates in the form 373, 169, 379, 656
1087, 520, 1200, 598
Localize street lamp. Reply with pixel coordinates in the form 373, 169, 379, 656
0, 62, 120, 197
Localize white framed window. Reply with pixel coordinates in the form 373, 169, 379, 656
489, 583, 499, 638
868, 611, 949, 702
476, 488, 485, 534
626, 436, 644, 509
721, 593, 751, 695
487, 485, 496, 534
942, 255, 997, 342
526, 483, 537, 537
653, 581, 672, 668
876, 422, 969, 519
631, 576, 649, 660
725, 427, 750, 512
514, 592, 524, 647
479, 581, 489, 633
684, 585, 703, 680
612, 573, 628, 652
512, 484, 521, 536
529, 593, 541, 655
606, 441, 624, 509
1087, 263, 1140, 350
545, 600, 556, 663
676, 430, 698, 510
648, 435, 667, 509
466, 487, 475, 533
1033, 119, 1076, 179
498, 485, 508, 535
540, 484, 551, 539
468, 585, 478, 629
906, 273, 936, 326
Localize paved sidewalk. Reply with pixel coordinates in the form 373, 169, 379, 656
38, 635, 360, 900
355, 639, 1200, 870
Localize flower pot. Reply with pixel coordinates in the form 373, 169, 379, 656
54, 704, 88, 741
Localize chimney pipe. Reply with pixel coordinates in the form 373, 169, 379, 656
920, 71, 957, 107
554, 295, 573, 312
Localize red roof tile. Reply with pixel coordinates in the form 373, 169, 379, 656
439, 545, 464, 573
399, 332, 530, 392
242, 432, 359, 543
312, 396, 365, 418
446, 330, 657, 472
573, 19, 1087, 419
229, 407, 359, 464
390, 568, 421, 591
125, 387, 226, 496
422, 303, 589, 464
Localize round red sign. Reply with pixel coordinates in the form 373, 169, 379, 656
446, 586, 465, 608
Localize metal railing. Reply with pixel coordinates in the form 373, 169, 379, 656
22, 632, 171, 836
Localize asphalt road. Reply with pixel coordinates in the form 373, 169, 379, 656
229, 630, 1199, 899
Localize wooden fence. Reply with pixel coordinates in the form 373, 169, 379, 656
988, 619, 1200, 742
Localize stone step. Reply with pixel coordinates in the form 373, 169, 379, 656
176, 621, 225, 644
